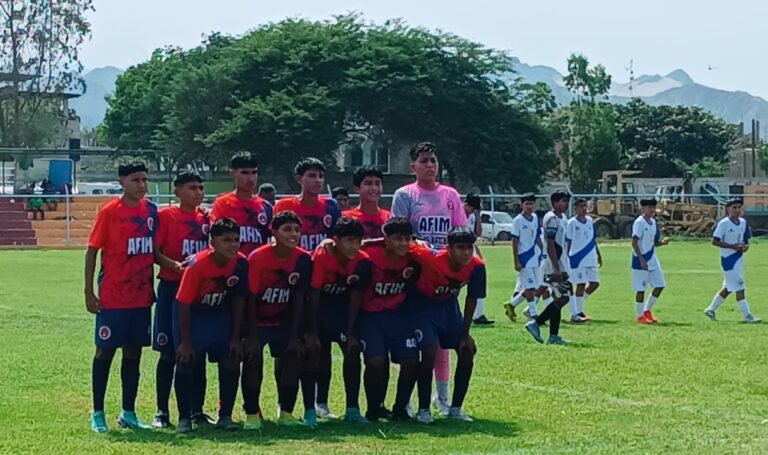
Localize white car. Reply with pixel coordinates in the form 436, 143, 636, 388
479, 210, 516, 241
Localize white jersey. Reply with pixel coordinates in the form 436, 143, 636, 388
713, 217, 751, 272
631, 215, 660, 271
566, 215, 598, 269
512, 213, 540, 269
541, 210, 568, 272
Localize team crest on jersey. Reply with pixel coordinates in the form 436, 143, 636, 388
156, 332, 168, 346
288, 272, 301, 285
98, 325, 111, 341
414, 329, 423, 342
447, 200, 455, 211
258, 212, 268, 225
226, 275, 239, 287
147, 217, 155, 231
202, 224, 210, 235
403, 267, 415, 279
346, 274, 360, 285
323, 214, 333, 228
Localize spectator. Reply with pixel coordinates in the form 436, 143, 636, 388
257, 183, 276, 207
331, 186, 350, 210
27, 197, 45, 220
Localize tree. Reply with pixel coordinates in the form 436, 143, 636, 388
0, 0, 94, 147
563, 53, 611, 104
758, 142, 768, 175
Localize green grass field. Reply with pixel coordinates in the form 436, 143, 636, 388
1, 241, 768, 454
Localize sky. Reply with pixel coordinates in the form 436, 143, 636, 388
80, 0, 768, 99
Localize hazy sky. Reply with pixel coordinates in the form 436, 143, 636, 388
81, 0, 768, 99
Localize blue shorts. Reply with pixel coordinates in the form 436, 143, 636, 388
153, 279, 179, 353
95, 307, 152, 349
172, 302, 232, 361
257, 326, 290, 358
404, 295, 464, 350
319, 300, 351, 345
358, 310, 418, 363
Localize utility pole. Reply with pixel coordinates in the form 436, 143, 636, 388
625, 59, 635, 98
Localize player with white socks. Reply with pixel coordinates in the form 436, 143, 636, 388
631, 199, 670, 324
704, 198, 760, 323
504, 193, 542, 322
565, 198, 602, 324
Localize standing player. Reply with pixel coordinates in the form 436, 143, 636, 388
343, 166, 391, 240
84, 161, 158, 433
565, 198, 602, 323
465, 193, 493, 325
332, 187, 350, 211
258, 183, 277, 207
704, 199, 760, 323
242, 211, 312, 429
211, 154, 273, 256
173, 218, 247, 433
308, 218, 371, 423
391, 142, 467, 415
524, 191, 573, 345
504, 193, 542, 322
631, 199, 670, 324
405, 226, 486, 423
152, 171, 209, 428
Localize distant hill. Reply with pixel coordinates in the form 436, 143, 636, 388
69, 66, 123, 129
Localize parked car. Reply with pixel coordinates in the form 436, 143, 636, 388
479, 210, 516, 241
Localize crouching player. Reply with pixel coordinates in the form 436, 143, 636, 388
85, 161, 158, 433
308, 217, 372, 424
173, 218, 247, 433
242, 211, 312, 428
406, 226, 486, 423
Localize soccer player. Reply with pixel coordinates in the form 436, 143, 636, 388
242, 211, 312, 429
524, 190, 573, 345
258, 183, 277, 207
151, 171, 209, 428
84, 161, 158, 433
308, 217, 372, 423
704, 199, 760, 323
332, 186, 350, 211
210, 154, 273, 256
274, 157, 341, 252
343, 166, 391, 240
504, 193, 542, 322
405, 226, 486, 423
631, 199, 670, 324
565, 198, 602, 323
391, 142, 467, 415
173, 218, 247, 433
465, 193, 493, 325
358, 217, 420, 422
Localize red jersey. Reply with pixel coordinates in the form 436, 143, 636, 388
342, 207, 391, 239
274, 196, 341, 251
311, 247, 371, 304
176, 250, 248, 310
411, 245, 487, 301
210, 192, 272, 256
88, 197, 159, 310
360, 244, 417, 312
156, 206, 209, 281
248, 245, 312, 328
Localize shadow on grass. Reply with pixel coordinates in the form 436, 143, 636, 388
584, 319, 620, 325
106, 417, 520, 446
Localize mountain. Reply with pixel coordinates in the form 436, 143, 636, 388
69, 66, 123, 129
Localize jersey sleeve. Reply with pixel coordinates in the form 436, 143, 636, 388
155, 209, 170, 251
391, 188, 411, 218
209, 197, 225, 223
233, 257, 249, 298
87, 203, 112, 249
450, 191, 468, 227
408, 241, 436, 265
273, 198, 292, 215
467, 264, 487, 299
295, 253, 312, 292
247, 254, 263, 294
744, 222, 751, 244
353, 259, 372, 290
565, 219, 574, 242
654, 223, 661, 243
712, 220, 725, 241
176, 262, 200, 305
631, 219, 642, 240
544, 215, 559, 239
310, 251, 330, 289
510, 217, 520, 239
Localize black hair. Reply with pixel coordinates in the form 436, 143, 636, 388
521, 192, 536, 203
573, 197, 588, 206
258, 183, 275, 194
174, 170, 203, 187
726, 198, 743, 208
272, 211, 302, 231
210, 218, 239, 237
383, 217, 413, 237
640, 198, 658, 207
352, 166, 384, 187
447, 226, 476, 245
332, 216, 364, 239
465, 193, 481, 210
550, 190, 571, 205
230, 153, 258, 170
332, 187, 349, 198
409, 142, 437, 161
294, 157, 325, 176
118, 161, 148, 177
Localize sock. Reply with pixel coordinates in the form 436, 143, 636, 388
278, 384, 299, 414
92, 356, 113, 412
417, 363, 433, 411
217, 365, 238, 418
549, 299, 566, 336
451, 359, 473, 409
155, 357, 175, 414
708, 294, 725, 312
436, 380, 449, 403
192, 364, 207, 416
579, 294, 589, 313
543, 297, 554, 308
644, 296, 658, 312
568, 297, 580, 317
241, 359, 263, 415
343, 355, 361, 410
316, 356, 331, 406
300, 372, 317, 412
473, 298, 485, 319
535, 301, 557, 325
510, 293, 526, 307
738, 299, 751, 318
635, 301, 645, 317
121, 357, 141, 412
174, 362, 194, 420
526, 299, 537, 317
434, 349, 451, 383
394, 365, 417, 411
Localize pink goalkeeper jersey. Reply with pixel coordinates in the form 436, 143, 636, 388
391, 182, 468, 249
